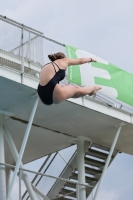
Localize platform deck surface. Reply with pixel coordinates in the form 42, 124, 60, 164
0, 76, 133, 165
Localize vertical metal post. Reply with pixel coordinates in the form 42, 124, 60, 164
93, 124, 123, 200
19, 29, 22, 56
19, 169, 22, 200
7, 97, 39, 200
26, 32, 31, 64
41, 37, 44, 65
21, 26, 24, 84
3, 119, 36, 200
76, 184, 79, 200
29, 32, 31, 63
6, 168, 11, 196
0, 114, 6, 200
77, 139, 86, 200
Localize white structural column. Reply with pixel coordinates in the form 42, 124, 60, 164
0, 114, 6, 200
3, 119, 36, 200
21, 26, 24, 84
77, 139, 86, 200
7, 97, 39, 200
5, 168, 11, 196
93, 123, 124, 200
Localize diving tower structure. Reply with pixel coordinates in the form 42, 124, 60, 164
0, 15, 133, 200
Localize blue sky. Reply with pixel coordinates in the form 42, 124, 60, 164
1, 0, 133, 199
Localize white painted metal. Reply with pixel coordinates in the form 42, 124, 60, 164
21, 167, 89, 187
21, 27, 24, 83
32, 184, 50, 200
0, 110, 14, 118
58, 151, 74, 170
93, 123, 124, 200
70, 96, 133, 124
48, 141, 91, 199
22, 167, 90, 199
0, 15, 43, 35
1, 75, 133, 161
0, 50, 42, 71
76, 184, 79, 200
0, 65, 39, 88
19, 169, 22, 200
1, 65, 133, 125
1, 15, 64, 47
22, 173, 36, 200
77, 139, 86, 200
0, 163, 14, 169
0, 114, 6, 200
5, 168, 11, 196
3, 119, 36, 200
7, 97, 39, 200
29, 32, 31, 63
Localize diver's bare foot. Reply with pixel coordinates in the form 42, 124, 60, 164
89, 86, 102, 96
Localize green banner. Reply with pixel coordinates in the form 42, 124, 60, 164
65, 45, 81, 85
65, 45, 133, 106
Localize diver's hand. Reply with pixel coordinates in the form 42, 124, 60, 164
89, 58, 97, 62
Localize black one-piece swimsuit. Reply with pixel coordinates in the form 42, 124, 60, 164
37, 62, 65, 105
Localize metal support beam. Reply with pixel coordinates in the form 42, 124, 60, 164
32, 184, 50, 200
21, 27, 24, 84
6, 97, 39, 200
3, 118, 36, 200
93, 123, 124, 200
19, 169, 22, 200
5, 168, 11, 196
27, 32, 31, 63
76, 184, 79, 200
77, 139, 86, 200
0, 114, 6, 200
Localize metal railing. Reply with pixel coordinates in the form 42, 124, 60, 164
0, 162, 93, 200
0, 15, 65, 83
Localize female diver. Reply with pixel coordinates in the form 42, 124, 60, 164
37, 52, 101, 105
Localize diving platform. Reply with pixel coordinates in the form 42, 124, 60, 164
1, 70, 133, 166
1, 64, 133, 200
0, 15, 133, 200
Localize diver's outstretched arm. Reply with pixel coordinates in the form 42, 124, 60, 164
64, 57, 96, 66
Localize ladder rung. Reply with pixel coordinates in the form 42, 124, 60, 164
59, 188, 76, 198
86, 149, 108, 160
85, 157, 105, 168
70, 173, 98, 183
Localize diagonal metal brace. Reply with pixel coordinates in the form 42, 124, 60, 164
6, 96, 39, 200
93, 122, 125, 200
3, 118, 36, 200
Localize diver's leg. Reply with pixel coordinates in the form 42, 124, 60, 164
53, 84, 101, 104
71, 85, 101, 98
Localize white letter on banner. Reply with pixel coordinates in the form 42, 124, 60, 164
76, 49, 118, 98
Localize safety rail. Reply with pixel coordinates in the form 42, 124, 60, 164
0, 162, 93, 200
22, 153, 58, 200
0, 137, 119, 200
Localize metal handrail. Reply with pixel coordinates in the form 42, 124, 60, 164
20, 167, 92, 188
0, 15, 65, 47
0, 162, 92, 189
0, 162, 92, 200
23, 152, 58, 200
0, 15, 43, 34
